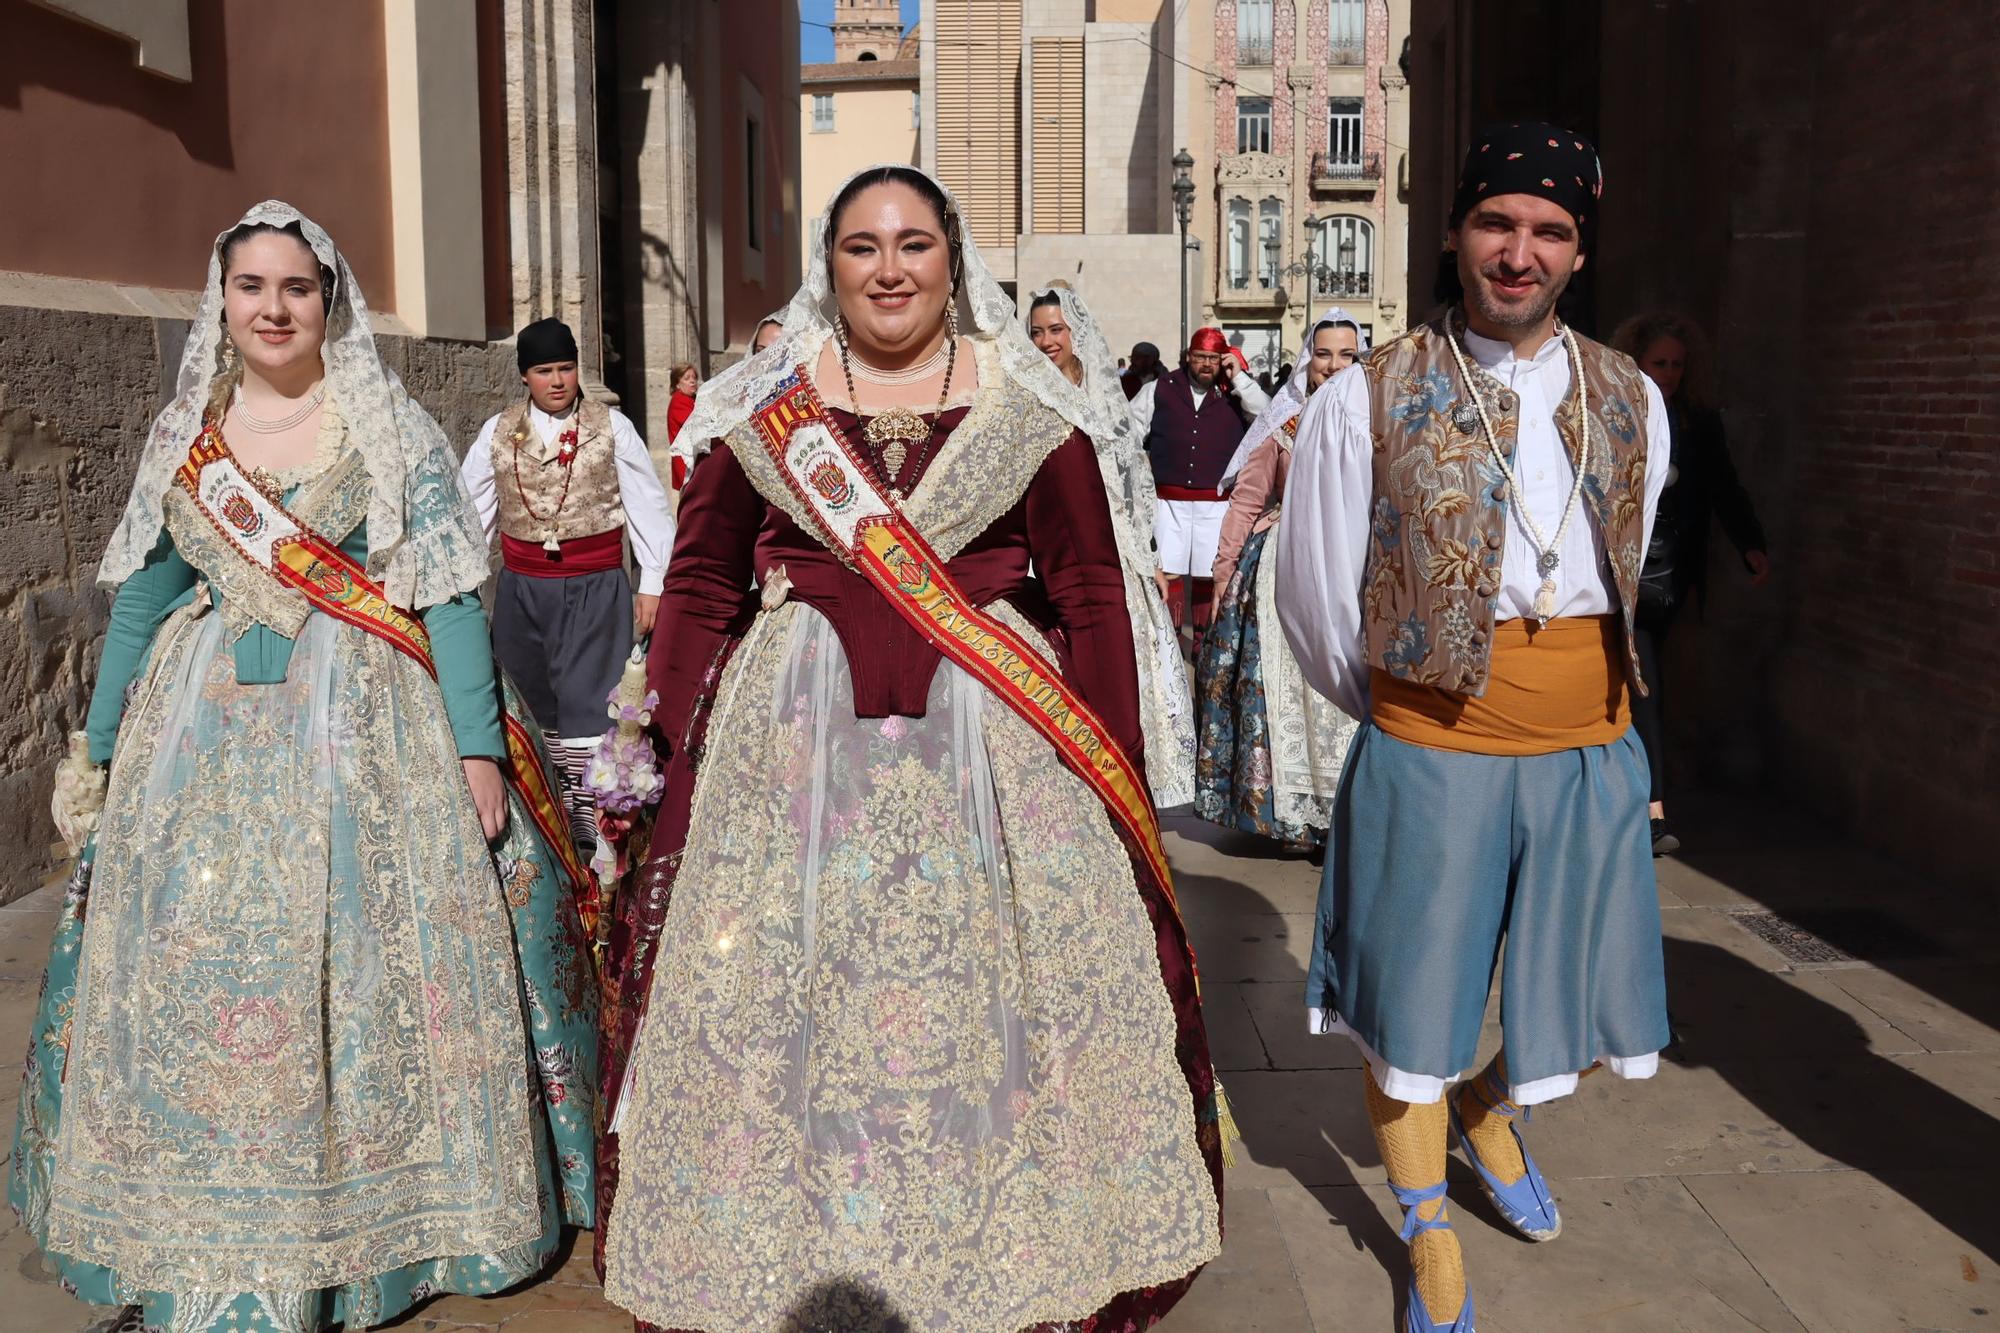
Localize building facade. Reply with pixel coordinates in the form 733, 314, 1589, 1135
923, 0, 1186, 365
0, 0, 799, 899
600, 0, 803, 459
799, 4, 921, 269
1187, 0, 1411, 376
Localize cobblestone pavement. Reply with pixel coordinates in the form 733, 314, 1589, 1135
1, 795, 1994, 1331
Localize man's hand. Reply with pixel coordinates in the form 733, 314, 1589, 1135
1152, 567, 1171, 602
1745, 550, 1772, 587
463, 757, 509, 842
634, 593, 661, 637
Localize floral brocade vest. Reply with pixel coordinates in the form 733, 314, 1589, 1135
1360, 315, 1652, 697
493, 397, 624, 543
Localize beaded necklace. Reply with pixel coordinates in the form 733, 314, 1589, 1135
1443, 320, 1590, 627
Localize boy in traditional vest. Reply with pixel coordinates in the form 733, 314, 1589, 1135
460, 317, 676, 852
1275, 124, 1671, 1332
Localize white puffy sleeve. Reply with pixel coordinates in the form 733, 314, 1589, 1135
1274, 363, 1375, 722
459, 414, 502, 544
1127, 378, 1159, 443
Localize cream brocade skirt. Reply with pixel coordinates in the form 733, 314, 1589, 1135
42, 605, 544, 1294
603, 602, 1220, 1331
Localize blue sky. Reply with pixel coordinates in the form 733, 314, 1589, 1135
801, 0, 922, 62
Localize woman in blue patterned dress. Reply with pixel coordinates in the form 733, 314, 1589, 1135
1194, 310, 1367, 849
15, 202, 597, 1332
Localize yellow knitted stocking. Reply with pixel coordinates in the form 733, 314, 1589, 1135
1365, 1067, 1466, 1324
1454, 1052, 1527, 1186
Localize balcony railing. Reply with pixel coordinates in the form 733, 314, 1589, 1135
1328, 39, 1365, 65
1238, 37, 1273, 66
1311, 150, 1382, 189
1312, 270, 1373, 299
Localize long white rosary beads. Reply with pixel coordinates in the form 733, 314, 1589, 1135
1444, 326, 1590, 627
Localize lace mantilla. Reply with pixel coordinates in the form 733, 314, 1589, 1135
97, 200, 493, 610
1019, 283, 1197, 805
1222, 307, 1370, 489
671, 165, 1092, 472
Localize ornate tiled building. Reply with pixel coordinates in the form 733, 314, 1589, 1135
1191, 0, 1410, 377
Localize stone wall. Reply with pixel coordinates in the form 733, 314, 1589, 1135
0, 305, 514, 903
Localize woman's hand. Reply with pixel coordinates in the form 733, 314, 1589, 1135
462, 757, 509, 841
1151, 567, 1171, 602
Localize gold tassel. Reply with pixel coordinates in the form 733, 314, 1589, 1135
1215, 1080, 1243, 1169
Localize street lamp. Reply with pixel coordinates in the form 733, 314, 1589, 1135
1172, 147, 1195, 353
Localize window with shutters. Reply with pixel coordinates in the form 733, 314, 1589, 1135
935, 0, 1022, 250
1237, 97, 1272, 155
1031, 36, 1084, 234
1329, 0, 1366, 64
1237, 0, 1274, 66
811, 93, 835, 133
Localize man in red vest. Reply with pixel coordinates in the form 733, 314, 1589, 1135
1129, 327, 1269, 634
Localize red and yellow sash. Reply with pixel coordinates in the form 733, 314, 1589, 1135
173, 424, 597, 927
749, 374, 1184, 929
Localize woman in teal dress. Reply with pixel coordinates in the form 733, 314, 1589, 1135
13, 202, 597, 1332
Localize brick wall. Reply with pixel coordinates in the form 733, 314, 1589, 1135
1774, 0, 2000, 887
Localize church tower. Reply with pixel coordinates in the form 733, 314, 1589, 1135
831, 0, 902, 62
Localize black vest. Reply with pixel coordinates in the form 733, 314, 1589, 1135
1144, 369, 1250, 492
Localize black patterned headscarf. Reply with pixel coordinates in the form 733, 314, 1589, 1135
1449, 121, 1603, 250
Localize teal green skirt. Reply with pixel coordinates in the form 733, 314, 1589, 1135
10, 678, 598, 1331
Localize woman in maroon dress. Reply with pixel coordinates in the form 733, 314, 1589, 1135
596, 165, 1225, 1332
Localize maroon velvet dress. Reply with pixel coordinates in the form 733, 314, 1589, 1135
597, 406, 1223, 1332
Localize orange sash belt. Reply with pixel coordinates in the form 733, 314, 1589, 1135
1369, 615, 1630, 756
173, 425, 598, 928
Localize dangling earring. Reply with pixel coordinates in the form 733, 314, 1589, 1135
945, 295, 959, 345
218, 325, 237, 371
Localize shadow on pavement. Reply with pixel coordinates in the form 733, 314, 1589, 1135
1664, 932, 2000, 1263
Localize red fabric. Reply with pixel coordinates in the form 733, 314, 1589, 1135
1155, 482, 1223, 502
1164, 576, 1216, 632
1225, 346, 1250, 373
644, 407, 1145, 783
669, 455, 687, 490
665, 389, 696, 442
1187, 326, 1228, 355
499, 527, 623, 577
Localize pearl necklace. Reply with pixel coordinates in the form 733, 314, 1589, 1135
846, 337, 950, 386
1443, 321, 1590, 628
233, 382, 326, 434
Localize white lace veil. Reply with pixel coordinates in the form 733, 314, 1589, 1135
1221, 306, 1369, 488
1019, 282, 1198, 806
97, 200, 492, 609
671, 164, 1083, 467
1019, 283, 1156, 551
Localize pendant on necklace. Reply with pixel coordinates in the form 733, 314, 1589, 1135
543, 531, 562, 555
862, 406, 929, 479
1451, 401, 1481, 432
1533, 576, 1558, 626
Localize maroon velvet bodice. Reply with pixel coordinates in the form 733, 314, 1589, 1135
647, 405, 1144, 767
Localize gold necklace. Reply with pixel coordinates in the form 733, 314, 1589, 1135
835, 318, 959, 489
